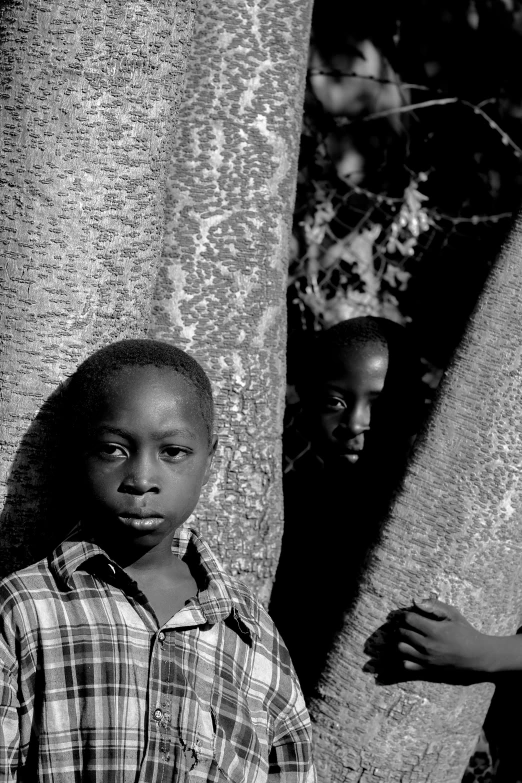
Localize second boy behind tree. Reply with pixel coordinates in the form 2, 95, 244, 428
271, 316, 423, 696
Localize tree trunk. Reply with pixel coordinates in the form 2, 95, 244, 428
309, 213, 522, 781
0, 0, 196, 573
149, 0, 314, 602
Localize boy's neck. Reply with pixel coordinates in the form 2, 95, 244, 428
95, 532, 178, 574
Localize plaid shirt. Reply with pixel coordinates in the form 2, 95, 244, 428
0, 526, 316, 783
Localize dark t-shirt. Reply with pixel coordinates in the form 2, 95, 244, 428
270, 454, 390, 697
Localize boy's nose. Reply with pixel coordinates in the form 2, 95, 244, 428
121, 479, 160, 495
120, 457, 160, 494
342, 403, 370, 435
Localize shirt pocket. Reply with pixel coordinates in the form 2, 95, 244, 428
210, 679, 270, 783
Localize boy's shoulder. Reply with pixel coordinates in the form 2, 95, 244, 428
0, 531, 105, 610
0, 554, 61, 638
1, 548, 76, 619
0, 554, 54, 596
184, 529, 299, 697
181, 527, 282, 645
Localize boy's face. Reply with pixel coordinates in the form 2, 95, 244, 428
308, 343, 388, 465
80, 366, 216, 551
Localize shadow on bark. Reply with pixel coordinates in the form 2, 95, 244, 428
269, 448, 411, 699
0, 385, 73, 577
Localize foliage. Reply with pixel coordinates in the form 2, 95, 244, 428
291, 166, 430, 328
288, 0, 522, 385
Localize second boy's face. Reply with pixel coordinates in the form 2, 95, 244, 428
309, 344, 389, 465
80, 366, 216, 551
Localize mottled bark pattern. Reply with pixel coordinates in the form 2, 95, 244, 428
0, 0, 196, 573
150, 0, 313, 602
310, 214, 522, 781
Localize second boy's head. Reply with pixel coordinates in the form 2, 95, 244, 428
63, 339, 217, 553
300, 317, 420, 468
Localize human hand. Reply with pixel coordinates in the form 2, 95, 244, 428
396, 596, 492, 681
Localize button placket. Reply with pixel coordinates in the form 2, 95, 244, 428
154, 635, 173, 764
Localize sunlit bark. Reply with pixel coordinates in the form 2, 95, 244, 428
150, 0, 314, 601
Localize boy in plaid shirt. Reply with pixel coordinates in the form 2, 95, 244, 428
0, 339, 316, 783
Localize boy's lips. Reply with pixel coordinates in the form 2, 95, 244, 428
119, 510, 164, 519
117, 511, 164, 531
338, 450, 362, 464
334, 441, 364, 462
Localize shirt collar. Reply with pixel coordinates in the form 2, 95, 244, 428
50, 525, 109, 588
173, 526, 261, 640
49, 524, 261, 640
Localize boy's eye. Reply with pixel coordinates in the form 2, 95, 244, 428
161, 446, 189, 462
324, 396, 346, 411
97, 443, 127, 459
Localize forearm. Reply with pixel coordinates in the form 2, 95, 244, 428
476, 633, 522, 678
397, 598, 522, 682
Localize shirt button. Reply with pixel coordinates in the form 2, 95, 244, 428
158, 632, 165, 642
154, 708, 163, 721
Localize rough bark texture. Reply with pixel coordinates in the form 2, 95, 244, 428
150, 0, 314, 603
0, 0, 196, 574
309, 213, 522, 781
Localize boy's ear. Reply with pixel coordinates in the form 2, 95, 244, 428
203, 435, 218, 485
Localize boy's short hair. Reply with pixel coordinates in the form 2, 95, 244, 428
301, 316, 415, 380
63, 339, 214, 441
314, 316, 388, 355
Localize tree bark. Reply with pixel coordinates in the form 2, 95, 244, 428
0, 0, 196, 573
150, 0, 314, 602
309, 213, 522, 781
